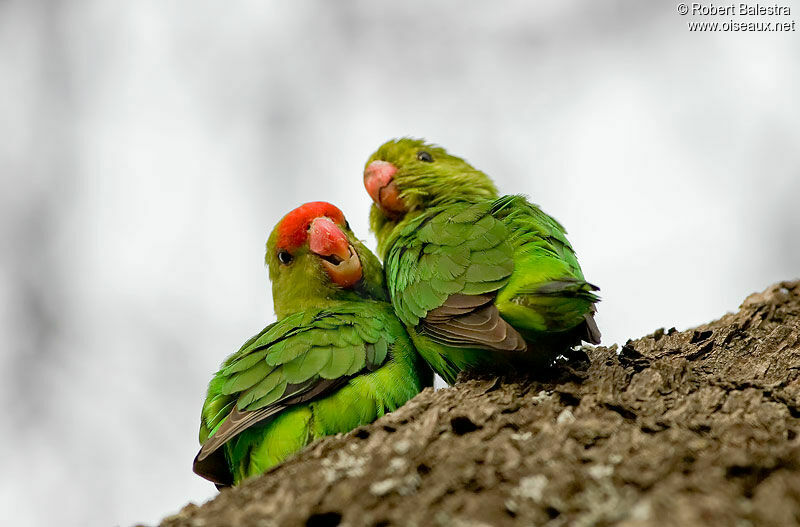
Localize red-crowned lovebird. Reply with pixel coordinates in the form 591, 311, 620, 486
193, 201, 431, 487
363, 139, 600, 385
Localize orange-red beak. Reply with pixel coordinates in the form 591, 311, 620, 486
308, 217, 362, 288
364, 160, 406, 219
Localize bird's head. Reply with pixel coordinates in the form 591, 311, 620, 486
363, 138, 498, 233
266, 202, 385, 316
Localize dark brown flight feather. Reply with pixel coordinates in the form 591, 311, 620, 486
419, 293, 526, 352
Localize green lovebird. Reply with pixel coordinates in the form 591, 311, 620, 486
362, 138, 600, 385
193, 201, 431, 487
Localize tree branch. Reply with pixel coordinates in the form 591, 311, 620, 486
161, 281, 800, 527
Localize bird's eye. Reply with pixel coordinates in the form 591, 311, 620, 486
277, 250, 293, 265
417, 151, 433, 162
344, 220, 351, 230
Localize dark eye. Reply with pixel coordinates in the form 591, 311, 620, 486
277, 250, 293, 265
417, 151, 433, 162
344, 220, 351, 230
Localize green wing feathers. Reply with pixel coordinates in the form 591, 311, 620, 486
386, 200, 514, 327
194, 301, 408, 485
384, 195, 600, 350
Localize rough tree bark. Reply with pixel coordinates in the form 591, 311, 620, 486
160, 281, 800, 527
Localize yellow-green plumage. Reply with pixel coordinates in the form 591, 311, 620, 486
194, 202, 430, 486
365, 139, 600, 384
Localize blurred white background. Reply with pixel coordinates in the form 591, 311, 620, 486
1, 1, 798, 526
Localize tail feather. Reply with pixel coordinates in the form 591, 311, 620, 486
583, 308, 602, 345
533, 279, 600, 303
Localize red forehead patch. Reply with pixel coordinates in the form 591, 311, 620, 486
277, 201, 346, 250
